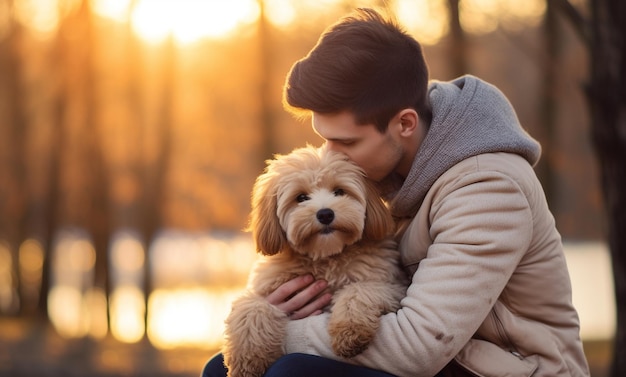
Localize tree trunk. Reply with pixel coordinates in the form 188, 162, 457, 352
446, 0, 467, 77
139, 35, 176, 331
37, 0, 72, 319
536, 0, 561, 208
257, 0, 277, 164
586, 0, 626, 375
0, 0, 27, 316
77, 0, 112, 328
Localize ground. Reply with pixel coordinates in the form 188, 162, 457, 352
0, 318, 613, 376
0, 318, 214, 377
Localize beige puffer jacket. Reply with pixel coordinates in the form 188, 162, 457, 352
396, 152, 590, 376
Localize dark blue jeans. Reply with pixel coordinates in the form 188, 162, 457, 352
201, 352, 397, 377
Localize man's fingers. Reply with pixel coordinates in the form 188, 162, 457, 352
289, 292, 332, 320
278, 279, 328, 314
265, 275, 331, 319
266, 274, 314, 305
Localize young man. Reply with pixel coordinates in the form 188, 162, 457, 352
203, 8, 590, 377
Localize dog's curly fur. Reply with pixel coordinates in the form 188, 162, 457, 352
222, 145, 408, 377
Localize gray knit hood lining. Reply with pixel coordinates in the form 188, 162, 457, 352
388, 75, 542, 218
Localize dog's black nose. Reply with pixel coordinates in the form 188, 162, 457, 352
316, 208, 335, 225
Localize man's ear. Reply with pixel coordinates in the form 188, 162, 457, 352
398, 108, 419, 136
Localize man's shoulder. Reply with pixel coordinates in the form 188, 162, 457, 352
444, 152, 534, 179
429, 152, 538, 200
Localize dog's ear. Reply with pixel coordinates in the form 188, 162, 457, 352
246, 170, 287, 256
362, 179, 395, 241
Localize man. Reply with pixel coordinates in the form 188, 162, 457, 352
203, 7, 590, 377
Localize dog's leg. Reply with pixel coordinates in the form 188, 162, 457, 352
222, 292, 288, 377
328, 281, 404, 358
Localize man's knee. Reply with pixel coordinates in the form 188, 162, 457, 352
264, 353, 315, 377
201, 353, 227, 377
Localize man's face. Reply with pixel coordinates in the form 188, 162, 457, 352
312, 111, 405, 182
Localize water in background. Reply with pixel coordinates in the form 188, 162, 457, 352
33, 230, 616, 348
44, 229, 256, 349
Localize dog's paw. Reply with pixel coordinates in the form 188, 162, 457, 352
329, 320, 377, 358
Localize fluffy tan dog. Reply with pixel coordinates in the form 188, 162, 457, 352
222, 145, 408, 377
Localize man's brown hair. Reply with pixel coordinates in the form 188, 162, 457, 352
283, 8, 431, 132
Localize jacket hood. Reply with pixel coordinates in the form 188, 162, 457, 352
388, 75, 541, 218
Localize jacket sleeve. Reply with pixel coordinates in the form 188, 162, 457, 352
282, 160, 535, 377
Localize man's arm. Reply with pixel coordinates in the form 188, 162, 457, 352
281, 167, 534, 377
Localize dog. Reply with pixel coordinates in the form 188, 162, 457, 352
222, 145, 408, 377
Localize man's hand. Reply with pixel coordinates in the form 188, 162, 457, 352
266, 275, 332, 320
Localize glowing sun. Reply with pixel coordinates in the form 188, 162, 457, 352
94, 0, 260, 44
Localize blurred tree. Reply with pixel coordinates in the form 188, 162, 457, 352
36, 7, 66, 320
446, 0, 467, 76
550, 0, 626, 375
123, 0, 154, 336
257, 0, 277, 166
76, 0, 112, 330
0, 0, 27, 316
536, 0, 562, 208
139, 34, 176, 332
587, 1, 626, 375
36, 0, 112, 323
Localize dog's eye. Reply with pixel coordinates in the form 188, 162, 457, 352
296, 193, 310, 202
333, 188, 345, 197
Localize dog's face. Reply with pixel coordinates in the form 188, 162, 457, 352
248, 146, 394, 260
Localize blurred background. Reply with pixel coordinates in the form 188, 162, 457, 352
0, 0, 613, 376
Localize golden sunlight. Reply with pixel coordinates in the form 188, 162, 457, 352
48, 233, 99, 338
48, 285, 87, 338
395, 0, 449, 46
49, 286, 107, 339
110, 285, 145, 343
147, 288, 241, 350
92, 0, 130, 22
130, 0, 260, 44
13, 0, 62, 39
263, 0, 296, 28
146, 232, 256, 350
460, 0, 546, 34
84, 287, 109, 339
109, 232, 146, 343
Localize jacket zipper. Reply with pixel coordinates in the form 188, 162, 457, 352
492, 309, 523, 359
